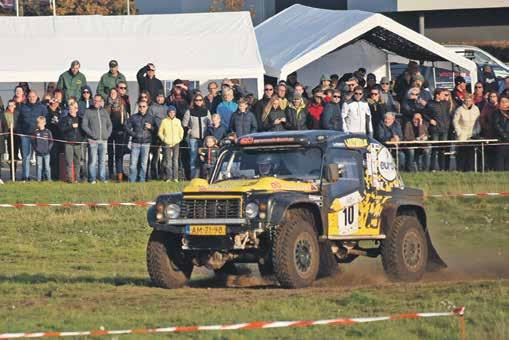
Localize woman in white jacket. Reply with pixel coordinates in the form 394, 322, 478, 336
453, 94, 480, 171
341, 86, 373, 136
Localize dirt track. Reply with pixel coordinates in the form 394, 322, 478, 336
190, 251, 509, 289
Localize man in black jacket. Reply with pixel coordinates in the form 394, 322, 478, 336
253, 84, 273, 129
321, 90, 343, 131
125, 100, 155, 182
494, 96, 509, 170
424, 88, 450, 170
136, 64, 164, 103
59, 101, 84, 183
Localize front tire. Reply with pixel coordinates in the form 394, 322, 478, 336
381, 215, 428, 282
273, 211, 320, 288
146, 231, 193, 289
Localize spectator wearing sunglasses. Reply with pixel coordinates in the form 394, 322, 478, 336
78, 86, 94, 118
182, 94, 211, 178
321, 89, 343, 131
341, 86, 372, 136
125, 99, 155, 182
379, 77, 399, 113
307, 88, 325, 130
254, 84, 274, 129
97, 60, 127, 100
401, 87, 426, 123
367, 88, 387, 130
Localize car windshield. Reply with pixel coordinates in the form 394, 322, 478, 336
212, 147, 323, 183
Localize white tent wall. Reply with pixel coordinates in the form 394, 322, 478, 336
0, 12, 265, 99
296, 40, 388, 90
255, 5, 478, 92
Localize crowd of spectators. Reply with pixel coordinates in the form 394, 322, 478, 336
1, 59, 509, 184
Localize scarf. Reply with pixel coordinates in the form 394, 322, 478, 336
190, 106, 208, 117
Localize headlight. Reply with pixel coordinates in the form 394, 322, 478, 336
245, 202, 259, 219
165, 203, 180, 219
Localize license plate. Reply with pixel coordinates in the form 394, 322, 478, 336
188, 225, 226, 236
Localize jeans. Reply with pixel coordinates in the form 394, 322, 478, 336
64, 143, 82, 182
148, 144, 162, 180
108, 132, 125, 176
405, 147, 431, 171
20, 136, 32, 180
430, 131, 449, 171
162, 145, 179, 180
88, 140, 107, 182
391, 150, 406, 171
188, 138, 202, 178
129, 143, 150, 182
36, 154, 51, 181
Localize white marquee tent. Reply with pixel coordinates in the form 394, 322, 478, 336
255, 4, 477, 90
0, 12, 265, 97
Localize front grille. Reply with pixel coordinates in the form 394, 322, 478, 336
180, 198, 242, 219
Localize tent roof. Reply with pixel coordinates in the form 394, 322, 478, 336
255, 4, 477, 81
0, 12, 265, 82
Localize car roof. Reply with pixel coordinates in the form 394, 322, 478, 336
240, 130, 380, 148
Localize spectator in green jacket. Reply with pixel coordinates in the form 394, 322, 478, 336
96, 60, 127, 100
57, 60, 87, 102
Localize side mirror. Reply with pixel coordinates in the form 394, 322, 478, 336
326, 164, 339, 182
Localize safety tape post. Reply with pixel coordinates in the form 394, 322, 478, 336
0, 307, 465, 339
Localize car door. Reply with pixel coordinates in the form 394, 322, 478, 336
323, 148, 366, 238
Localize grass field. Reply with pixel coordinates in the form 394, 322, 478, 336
0, 172, 508, 339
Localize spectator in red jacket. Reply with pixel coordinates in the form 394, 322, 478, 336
307, 88, 324, 129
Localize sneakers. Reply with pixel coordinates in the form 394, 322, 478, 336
90, 180, 97, 184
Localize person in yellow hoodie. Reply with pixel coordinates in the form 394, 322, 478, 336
158, 105, 184, 182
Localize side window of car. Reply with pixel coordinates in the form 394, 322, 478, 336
326, 149, 364, 195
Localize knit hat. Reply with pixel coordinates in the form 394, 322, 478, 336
292, 93, 302, 101
320, 74, 330, 81
167, 105, 177, 113
455, 76, 466, 85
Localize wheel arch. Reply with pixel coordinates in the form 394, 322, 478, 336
381, 202, 427, 235
269, 197, 324, 237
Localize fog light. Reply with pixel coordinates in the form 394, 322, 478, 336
245, 202, 259, 219
259, 212, 266, 219
156, 213, 164, 220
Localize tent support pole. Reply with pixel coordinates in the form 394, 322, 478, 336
419, 14, 425, 35
432, 61, 437, 90
385, 52, 391, 79
256, 75, 264, 100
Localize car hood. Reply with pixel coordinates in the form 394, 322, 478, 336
183, 177, 319, 194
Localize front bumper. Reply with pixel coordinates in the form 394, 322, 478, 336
147, 206, 251, 234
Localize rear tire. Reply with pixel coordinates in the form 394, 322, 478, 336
146, 231, 193, 289
273, 211, 320, 288
381, 215, 428, 282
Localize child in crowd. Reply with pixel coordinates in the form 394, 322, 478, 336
199, 135, 219, 179
158, 105, 184, 182
205, 113, 227, 141
32, 116, 53, 181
